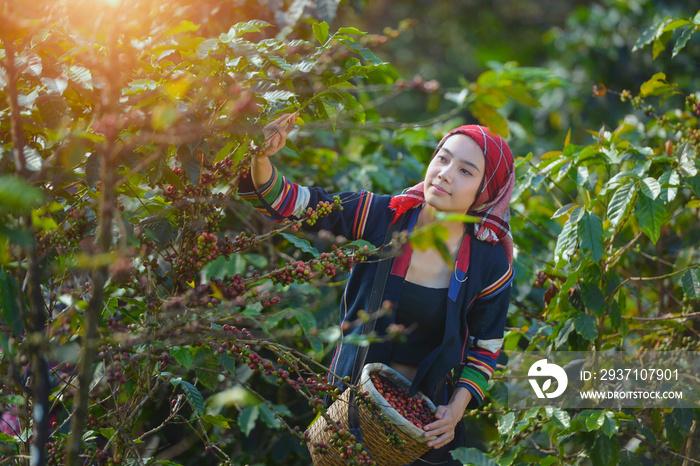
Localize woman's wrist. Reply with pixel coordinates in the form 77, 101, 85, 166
250, 155, 273, 190
447, 386, 472, 414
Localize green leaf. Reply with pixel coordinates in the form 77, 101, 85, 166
239, 406, 259, 437
590, 433, 619, 466
0, 176, 45, 214
552, 203, 579, 219
545, 407, 570, 429
640, 177, 661, 199
0, 268, 23, 335
554, 318, 576, 349
197, 38, 218, 59
681, 268, 700, 299
659, 170, 680, 203
497, 412, 516, 437
513, 408, 540, 435
640, 72, 678, 98
139, 215, 177, 247
665, 411, 685, 450
214, 141, 237, 163
338, 38, 383, 65
280, 232, 319, 257
470, 101, 509, 137
569, 206, 585, 224
619, 451, 642, 466
671, 408, 696, 432
585, 411, 605, 431
662, 18, 690, 32
578, 212, 604, 262
202, 255, 243, 281
678, 142, 698, 177
317, 99, 339, 131
434, 213, 481, 224
201, 414, 233, 429
99, 428, 116, 439
489, 381, 509, 405
635, 195, 666, 244
171, 378, 205, 415
217, 353, 236, 375
336, 27, 366, 36
164, 20, 200, 37
450, 447, 498, 466
313, 21, 329, 44
581, 282, 606, 317
258, 404, 282, 429
411, 223, 451, 265
602, 411, 619, 437
336, 91, 366, 124
261, 90, 296, 103
291, 308, 323, 354
194, 348, 220, 390
606, 182, 636, 227
232, 19, 270, 35
652, 30, 673, 59
673, 25, 699, 57
178, 144, 201, 185
554, 218, 578, 263
244, 253, 268, 269
67, 65, 92, 90
633, 19, 664, 51
170, 347, 194, 369
573, 313, 597, 341
0, 431, 18, 442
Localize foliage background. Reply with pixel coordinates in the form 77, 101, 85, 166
1, 0, 699, 465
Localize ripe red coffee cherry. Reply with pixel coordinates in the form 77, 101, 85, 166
370, 374, 436, 429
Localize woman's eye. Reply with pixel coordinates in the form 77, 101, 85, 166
461, 168, 471, 175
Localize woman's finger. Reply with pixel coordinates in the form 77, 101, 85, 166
433, 405, 448, 420
263, 123, 280, 139
280, 113, 298, 133
261, 134, 281, 156
427, 430, 454, 449
270, 113, 293, 126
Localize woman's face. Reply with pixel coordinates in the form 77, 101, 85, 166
423, 134, 485, 214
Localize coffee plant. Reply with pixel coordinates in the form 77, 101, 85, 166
0, 0, 698, 465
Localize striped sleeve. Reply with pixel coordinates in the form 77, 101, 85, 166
456, 264, 513, 408
475, 264, 514, 300
238, 165, 310, 221
456, 338, 503, 407
238, 165, 390, 242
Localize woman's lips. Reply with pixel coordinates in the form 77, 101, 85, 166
431, 184, 450, 195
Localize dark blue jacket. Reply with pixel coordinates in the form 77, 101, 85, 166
239, 166, 512, 407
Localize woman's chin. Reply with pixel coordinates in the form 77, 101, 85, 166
424, 197, 450, 213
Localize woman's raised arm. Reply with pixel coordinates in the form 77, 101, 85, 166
251, 113, 297, 189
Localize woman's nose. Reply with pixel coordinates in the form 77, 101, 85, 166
437, 166, 452, 182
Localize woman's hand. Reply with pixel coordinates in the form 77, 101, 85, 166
422, 386, 472, 449
261, 113, 297, 157
422, 403, 463, 449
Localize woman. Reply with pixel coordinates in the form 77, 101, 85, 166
239, 114, 514, 463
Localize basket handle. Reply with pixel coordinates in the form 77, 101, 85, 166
349, 217, 402, 385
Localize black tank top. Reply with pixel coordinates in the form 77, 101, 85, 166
390, 281, 448, 366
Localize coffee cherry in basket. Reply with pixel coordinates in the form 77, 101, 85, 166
370, 374, 436, 430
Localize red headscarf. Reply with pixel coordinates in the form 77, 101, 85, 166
389, 125, 515, 265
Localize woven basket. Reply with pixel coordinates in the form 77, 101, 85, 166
306, 388, 355, 466
306, 363, 436, 465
